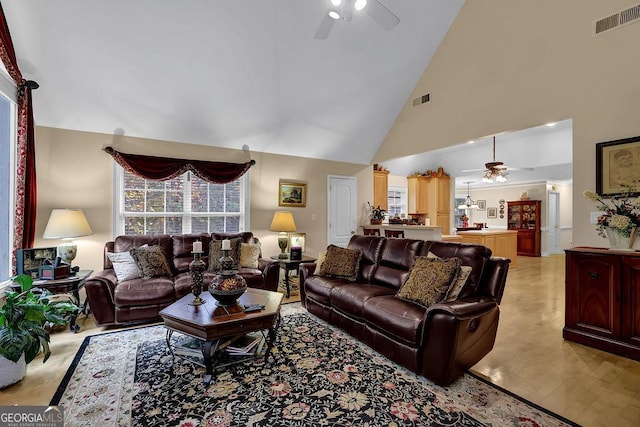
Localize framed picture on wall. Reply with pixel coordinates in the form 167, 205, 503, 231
288, 232, 306, 252
279, 182, 307, 207
487, 207, 498, 219
596, 135, 640, 196
477, 200, 486, 210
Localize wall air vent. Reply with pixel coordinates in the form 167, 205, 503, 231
595, 3, 640, 35
412, 93, 430, 107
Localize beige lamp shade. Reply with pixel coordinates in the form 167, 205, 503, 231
269, 211, 297, 232
43, 209, 93, 239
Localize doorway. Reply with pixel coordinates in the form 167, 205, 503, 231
327, 175, 357, 247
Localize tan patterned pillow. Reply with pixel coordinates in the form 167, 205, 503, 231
129, 245, 172, 279
427, 252, 472, 302
317, 245, 362, 281
208, 238, 242, 271
240, 243, 261, 268
314, 250, 327, 275
396, 256, 462, 307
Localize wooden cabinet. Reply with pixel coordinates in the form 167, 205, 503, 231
457, 230, 518, 267
373, 170, 389, 211
507, 200, 541, 256
407, 175, 450, 234
564, 247, 640, 361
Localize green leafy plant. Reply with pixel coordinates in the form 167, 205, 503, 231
367, 202, 386, 220
0, 274, 78, 364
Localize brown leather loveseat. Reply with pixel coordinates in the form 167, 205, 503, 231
299, 235, 511, 386
85, 232, 279, 326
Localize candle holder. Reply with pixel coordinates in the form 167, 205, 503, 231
219, 249, 234, 273
189, 251, 206, 306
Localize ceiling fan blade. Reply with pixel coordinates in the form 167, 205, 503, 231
314, 12, 336, 40
365, 0, 400, 30
461, 168, 485, 173
504, 166, 534, 171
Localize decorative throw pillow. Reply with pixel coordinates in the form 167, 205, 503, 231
317, 245, 362, 281
314, 250, 327, 275
427, 252, 472, 302
129, 245, 172, 279
107, 251, 141, 282
240, 242, 261, 268
396, 256, 462, 308
208, 237, 242, 271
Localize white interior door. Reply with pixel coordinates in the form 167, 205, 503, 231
548, 191, 561, 254
328, 175, 357, 247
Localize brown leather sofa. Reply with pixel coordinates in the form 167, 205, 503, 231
85, 232, 280, 326
299, 235, 511, 386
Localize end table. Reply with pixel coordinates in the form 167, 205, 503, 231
270, 255, 316, 298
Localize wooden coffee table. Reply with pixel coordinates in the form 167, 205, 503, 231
159, 288, 283, 383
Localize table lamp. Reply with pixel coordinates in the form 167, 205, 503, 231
43, 208, 93, 272
269, 211, 296, 259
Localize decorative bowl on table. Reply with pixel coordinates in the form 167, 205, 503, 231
209, 271, 247, 307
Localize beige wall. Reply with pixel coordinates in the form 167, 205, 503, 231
375, 0, 640, 247
33, 127, 366, 272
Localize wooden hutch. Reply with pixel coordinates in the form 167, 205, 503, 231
507, 200, 541, 256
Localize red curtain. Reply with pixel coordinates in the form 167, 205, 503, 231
0, 5, 38, 263
105, 147, 255, 183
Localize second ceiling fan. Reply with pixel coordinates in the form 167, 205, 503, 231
314, 0, 400, 40
462, 137, 533, 183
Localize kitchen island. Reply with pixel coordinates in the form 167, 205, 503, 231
456, 229, 518, 267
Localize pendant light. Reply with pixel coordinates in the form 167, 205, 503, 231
458, 181, 479, 210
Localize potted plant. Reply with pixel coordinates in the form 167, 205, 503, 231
0, 274, 78, 388
368, 202, 386, 225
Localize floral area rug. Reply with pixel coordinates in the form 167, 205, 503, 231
51, 305, 578, 426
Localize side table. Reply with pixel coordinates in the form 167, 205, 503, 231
270, 255, 316, 298
30, 269, 93, 332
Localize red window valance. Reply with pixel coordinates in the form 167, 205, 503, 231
104, 147, 255, 183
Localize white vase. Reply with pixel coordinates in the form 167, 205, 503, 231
0, 353, 27, 388
606, 226, 637, 251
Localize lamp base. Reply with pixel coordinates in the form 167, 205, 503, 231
278, 234, 289, 259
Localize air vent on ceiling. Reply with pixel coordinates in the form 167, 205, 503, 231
595, 3, 640, 35
412, 93, 430, 107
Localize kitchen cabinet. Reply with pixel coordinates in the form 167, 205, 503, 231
407, 175, 450, 234
373, 169, 389, 211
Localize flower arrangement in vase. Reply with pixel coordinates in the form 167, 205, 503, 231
583, 185, 640, 250
367, 202, 386, 225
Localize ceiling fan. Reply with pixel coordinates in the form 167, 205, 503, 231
461, 136, 533, 183
314, 0, 400, 40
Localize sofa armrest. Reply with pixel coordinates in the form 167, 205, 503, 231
258, 258, 280, 292
421, 297, 501, 386
85, 269, 118, 326
298, 262, 317, 307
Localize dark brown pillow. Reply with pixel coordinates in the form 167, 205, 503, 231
208, 237, 242, 271
129, 245, 172, 279
317, 245, 363, 281
396, 256, 462, 307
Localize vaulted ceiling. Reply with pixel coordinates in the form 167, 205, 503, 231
3, 0, 464, 165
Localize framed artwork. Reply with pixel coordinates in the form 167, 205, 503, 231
487, 207, 498, 219
16, 247, 57, 278
279, 182, 307, 207
477, 200, 486, 210
596, 135, 640, 196
288, 232, 306, 252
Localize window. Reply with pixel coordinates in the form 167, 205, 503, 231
387, 186, 407, 216
114, 168, 249, 236
0, 75, 16, 281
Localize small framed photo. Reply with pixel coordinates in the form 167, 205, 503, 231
288, 232, 306, 253
477, 200, 486, 210
487, 207, 498, 219
279, 182, 307, 207
596, 135, 640, 196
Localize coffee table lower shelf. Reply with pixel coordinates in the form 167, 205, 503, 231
164, 317, 280, 384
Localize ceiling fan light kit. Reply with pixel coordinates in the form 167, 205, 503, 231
314, 0, 399, 39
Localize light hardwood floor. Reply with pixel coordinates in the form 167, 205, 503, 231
1, 255, 639, 426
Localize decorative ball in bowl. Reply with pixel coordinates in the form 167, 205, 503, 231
209, 273, 247, 306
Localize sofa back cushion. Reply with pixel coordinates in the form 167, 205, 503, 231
109, 235, 173, 271
172, 233, 211, 273
420, 241, 491, 299
347, 235, 386, 282
371, 238, 424, 290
